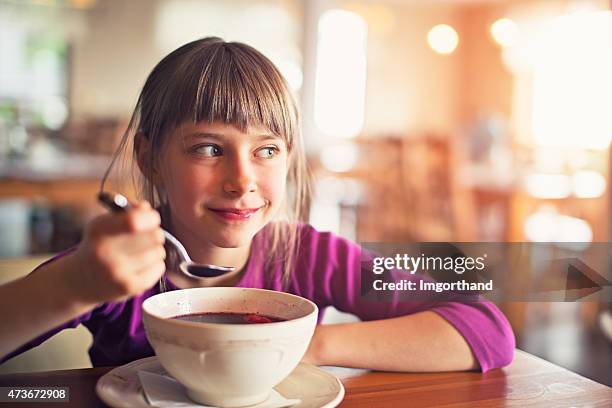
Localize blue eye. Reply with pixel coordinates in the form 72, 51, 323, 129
193, 144, 222, 157
256, 146, 279, 158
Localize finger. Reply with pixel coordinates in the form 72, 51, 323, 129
138, 259, 167, 285
132, 200, 152, 210
110, 258, 166, 298
130, 246, 167, 272
89, 207, 161, 236
123, 205, 161, 232
105, 245, 165, 283
112, 229, 165, 255
129, 258, 167, 292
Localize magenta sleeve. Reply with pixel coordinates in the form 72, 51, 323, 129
431, 302, 515, 372
293, 224, 515, 372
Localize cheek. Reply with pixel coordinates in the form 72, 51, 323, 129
183, 169, 215, 190
162, 163, 216, 203
263, 166, 288, 205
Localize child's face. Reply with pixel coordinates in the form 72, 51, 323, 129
158, 121, 289, 250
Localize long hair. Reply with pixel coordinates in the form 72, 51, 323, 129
101, 37, 312, 286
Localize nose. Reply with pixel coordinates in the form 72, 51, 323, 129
222, 154, 257, 196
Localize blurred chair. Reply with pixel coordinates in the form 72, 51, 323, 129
333, 133, 477, 242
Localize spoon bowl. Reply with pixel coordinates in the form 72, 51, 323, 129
97, 192, 235, 278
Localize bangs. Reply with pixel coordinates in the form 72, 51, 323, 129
168, 42, 296, 147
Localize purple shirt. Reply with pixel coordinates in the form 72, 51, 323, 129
2, 224, 514, 372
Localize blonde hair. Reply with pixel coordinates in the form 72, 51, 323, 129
101, 37, 312, 286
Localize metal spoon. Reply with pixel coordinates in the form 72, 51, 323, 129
97, 192, 236, 278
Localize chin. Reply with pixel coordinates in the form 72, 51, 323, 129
214, 241, 246, 249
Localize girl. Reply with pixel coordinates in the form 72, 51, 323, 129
0, 37, 514, 372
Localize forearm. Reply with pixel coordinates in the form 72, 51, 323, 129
304, 311, 479, 372
0, 254, 97, 358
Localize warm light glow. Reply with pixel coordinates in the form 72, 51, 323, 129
525, 206, 592, 242
40, 96, 68, 130
68, 0, 97, 9
275, 60, 303, 91
532, 11, 612, 149
572, 170, 606, 198
319, 143, 359, 173
526, 173, 571, 199
490, 18, 519, 47
427, 24, 459, 55
309, 177, 352, 234
154, 2, 301, 92
314, 10, 368, 139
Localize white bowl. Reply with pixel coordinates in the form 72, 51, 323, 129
142, 287, 318, 407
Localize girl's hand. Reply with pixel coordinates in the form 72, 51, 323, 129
67, 201, 166, 304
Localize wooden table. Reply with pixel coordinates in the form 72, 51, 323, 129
0, 350, 609, 407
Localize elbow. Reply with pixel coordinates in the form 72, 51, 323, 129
476, 308, 516, 372
498, 339, 515, 369
488, 320, 516, 371
500, 314, 516, 368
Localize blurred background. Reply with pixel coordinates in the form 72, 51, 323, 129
0, 0, 610, 385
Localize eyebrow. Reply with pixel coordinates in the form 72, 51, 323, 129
185, 132, 281, 142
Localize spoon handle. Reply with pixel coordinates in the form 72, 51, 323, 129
97, 192, 131, 212
97, 192, 193, 263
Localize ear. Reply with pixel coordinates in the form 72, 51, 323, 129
134, 132, 163, 186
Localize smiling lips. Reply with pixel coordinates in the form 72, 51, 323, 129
209, 207, 261, 221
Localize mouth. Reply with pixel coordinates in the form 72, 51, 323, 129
208, 206, 262, 221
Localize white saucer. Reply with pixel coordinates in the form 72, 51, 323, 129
96, 356, 345, 408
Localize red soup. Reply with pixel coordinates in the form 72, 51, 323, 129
172, 312, 285, 324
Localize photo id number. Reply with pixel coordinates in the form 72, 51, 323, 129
0, 387, 69, 402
